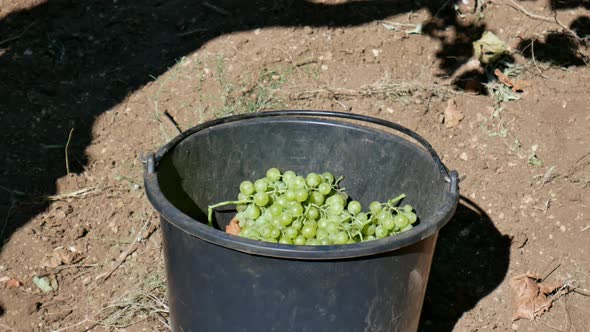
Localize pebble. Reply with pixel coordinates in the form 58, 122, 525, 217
253, 28, 261, 35
460, 152, 468, 161
320, 64, 328, 71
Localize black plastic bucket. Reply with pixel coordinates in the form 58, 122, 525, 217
144, 111, 459, 332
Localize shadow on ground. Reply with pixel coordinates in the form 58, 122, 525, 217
0, 0, 491, 251
420, 197, 511, 331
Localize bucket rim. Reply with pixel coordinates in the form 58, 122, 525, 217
144, 110, 460, 260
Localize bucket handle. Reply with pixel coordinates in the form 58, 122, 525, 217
259, 111, 453, 182
142, 110, 458, 186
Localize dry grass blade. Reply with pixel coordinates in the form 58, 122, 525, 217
95, 220, 158, 283
45, 187, 101, 201
289, 79, 454, 103
503, 0, 582, 42
0, 22, 35, 46
97, 270, 169, 330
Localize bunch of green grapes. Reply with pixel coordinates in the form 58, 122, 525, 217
207, 168, 417, 245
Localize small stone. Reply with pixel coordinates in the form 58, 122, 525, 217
371, 49, 381, 57
320, 64, 328, 71
511, 323, 519, 330
560, 225, 566, 232
460, 152, 468, 161
386, 108, 394, 114
55, 211, 67, 220
303, 26, 313, 34
253, 28, 261, 35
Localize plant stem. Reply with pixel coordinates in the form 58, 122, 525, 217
387, 193, 407, 207
207, 200, 250, 226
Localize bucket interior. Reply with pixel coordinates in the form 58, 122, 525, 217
156, 117, 448, 232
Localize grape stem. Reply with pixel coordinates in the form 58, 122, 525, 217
207, 200, 251, 226
386, 193, 406, 208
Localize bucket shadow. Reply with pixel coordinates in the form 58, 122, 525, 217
419, 196, 511, 331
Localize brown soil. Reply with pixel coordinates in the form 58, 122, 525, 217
1, 0, 589, 331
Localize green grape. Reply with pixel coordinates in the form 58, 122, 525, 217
318, 183, 332, 195
317, 218, 329, 229
238, 193, 248, 201
282, 170, 296, 184
402, 204, 413, 213
271, 218, 282, 229
276, 196, 289, 207
279, 236, 293, 244
240, 227, 260, 240
347, 201, 362, 215
320, 238, 331, 246
245, 205, 261, 219
306, 238, 320, 245
285, 227, 298, 239
262, 238, 278, 243
239, 181, 255, 195
400, 224, 413, 232
375, 225, 388, 238
310, 192, 325, 205
295, 189, 308, 202
369, 201, 382, 214
366, 235, 376, 241
338, 192, 349, 202
301, 225, 317, 239
288, 203, 304, 217
404, 212, 417, 224
326, 222, 339, 234
307, 207, 320, 220
346, 238, 356, 244
363, 224, 376, 236
236, 204, 247, 212
259, 225, 272, 238
294, 235, 306, 245
279, 214, 293, 227
270, 228, 281, 239
292, 176, 306, 189
276, 181, 287, 192
291, 220, 303, 230
356, 212, 368, 224
316, 229, 329, 240
339, 212, 351, 223
327, 203, 344, 216
254, 179, 268, 193
377, 210, 392, 222
382, 218, 395, 230
269, 204, 282, 217
253, 192, 270, 207
285, 190, 297, 201
322, 172, 335, 184
306, 173, 321, 187
393, 214, 410, 229
266, 168, 281, 182
334, 232, 349, 244
326, 194, 344, 207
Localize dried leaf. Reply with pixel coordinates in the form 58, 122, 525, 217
494, 68, 529, 92
510, 273, 563, 321
443, 99, 464, 128
473, 32, 508, 64
225, 216, 241, 236
5, 278, 22, 288
494, 68, 515, 87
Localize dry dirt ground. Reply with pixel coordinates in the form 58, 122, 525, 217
1, 0, 589, 331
